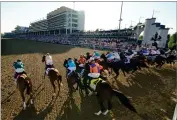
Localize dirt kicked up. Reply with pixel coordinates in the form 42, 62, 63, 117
1, 38, 177, 120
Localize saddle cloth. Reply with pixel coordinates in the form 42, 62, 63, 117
46, 68, 59, 75
17, 74, 27, 79
89, 78, 104, 91
17, 74, 30, 86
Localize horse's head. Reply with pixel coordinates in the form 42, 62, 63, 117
74, 58, 80, 68
100, 53, 107, 61
42, 55, 46, 63
63, 59, 68, 68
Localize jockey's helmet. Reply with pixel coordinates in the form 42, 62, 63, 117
17, 59, 21, 62
46, 53, 50, 56
68, 58, 72, 61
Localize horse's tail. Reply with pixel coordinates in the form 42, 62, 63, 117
112, 89, 137, 113
26, 77, 32, 95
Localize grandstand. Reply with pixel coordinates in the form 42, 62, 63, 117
4, 6, 171, 49
28, 6, 85, 35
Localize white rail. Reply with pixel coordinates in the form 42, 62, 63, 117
172, 104, 177, 120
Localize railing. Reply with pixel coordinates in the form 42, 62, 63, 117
172, 104, 177, 120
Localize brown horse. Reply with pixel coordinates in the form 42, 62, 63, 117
63, 59, 81, 93
42, 55, 63, 96
17, 73, 33, 110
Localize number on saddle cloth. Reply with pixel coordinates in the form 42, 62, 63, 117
46, 68, 52, 75
89, 78, 102, 91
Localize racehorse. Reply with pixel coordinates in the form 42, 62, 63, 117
82, 61, 137, 115
100, 53, 148, 79
17, 73, 33, 110
100, 53, 128, 79
63, 59, 82, 93
42, 55, 63, 96
166, 54, 176, 65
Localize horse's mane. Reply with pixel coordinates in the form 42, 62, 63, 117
42, 55, 46, 63
63, 59, 68, 68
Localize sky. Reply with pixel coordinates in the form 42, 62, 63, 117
1, 2, 176, 34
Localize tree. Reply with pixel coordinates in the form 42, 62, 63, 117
168, 32, 177, 50
151, 32, 162, 49
14, 25, 22, 33
95, 29, 99, 32
139, 35, 143, 40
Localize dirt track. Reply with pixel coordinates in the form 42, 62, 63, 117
1, 38, 177, 120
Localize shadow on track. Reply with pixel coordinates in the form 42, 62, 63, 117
2, 39, 75, 56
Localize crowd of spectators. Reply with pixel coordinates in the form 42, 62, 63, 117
14, 30, 138, 52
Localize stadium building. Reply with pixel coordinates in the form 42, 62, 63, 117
29, 6, 85, 35
29, 19, 48, 33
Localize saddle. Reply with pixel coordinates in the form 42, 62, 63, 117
46, 68, 59, 76
17, 74, 31, 91
17, 73, 27, 80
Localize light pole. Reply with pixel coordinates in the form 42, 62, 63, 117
118, 1, 123, 38
130, 20, 135, 28
152, 9, 160, 18
125, 24, 128, 29
139, 16, 144, 23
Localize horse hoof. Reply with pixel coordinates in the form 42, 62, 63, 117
30, 99, 33, 104
94, 110, 102, 116
23, 102, 26, 110
102, 110, 109, 115
52, 93, 56, 96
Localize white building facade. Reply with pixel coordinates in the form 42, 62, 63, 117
29, 6, 85, 34
142, 18, 169, 48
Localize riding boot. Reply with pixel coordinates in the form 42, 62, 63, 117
14, 79, 17, 88
87, 77, 95, 96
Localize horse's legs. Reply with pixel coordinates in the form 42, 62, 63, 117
50, 79, 56, 96
121, 68, 126, 77
108, 100, 112, 111
83, 77, 89, 95
95, 99, 106, 116
57, 75, 62, 92
131, 67, 137, 74
20, 90, 26, 110
43, 72, 46, 79
30, 93, 33, 105
28, 81, 33, 104
113, 68, 119, 79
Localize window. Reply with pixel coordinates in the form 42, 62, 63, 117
72, 24, 77, 27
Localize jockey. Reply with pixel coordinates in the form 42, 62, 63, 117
112, 51, 121, 61
106, 52, 114, 62
87, 60, 101, 95
45, 53, 54, 75
66, 58, 76, 78
13, 59, 26, 84
78, 55, 86, 76
45, 53, 54, 69
156, 49, 161, 55
150, 49, 157, 55
78, 55, 86, 67
95, 59, 103, 71
93, 51, 100, 59
142, 48, 150, 56
125, 52, 134, 64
